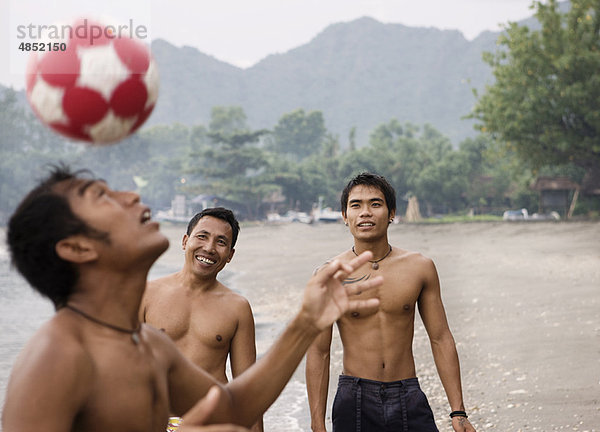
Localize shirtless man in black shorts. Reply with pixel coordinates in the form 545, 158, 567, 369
306, 172, 476, 432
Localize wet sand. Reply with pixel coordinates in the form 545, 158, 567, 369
155, 220, 600, 431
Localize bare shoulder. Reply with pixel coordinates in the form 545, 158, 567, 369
7, 314, 94, 398
143, 273, 179, 304
218, 284, 253, 313
394, 247, 435, 268
146, 273, 178, 292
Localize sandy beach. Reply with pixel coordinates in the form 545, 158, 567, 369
2, 221, 599, 431
155, 220, 600, 432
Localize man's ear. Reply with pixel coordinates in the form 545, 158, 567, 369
227, 248, 235, 263
55, 236, 98, 263
389, 209, 396, 223
182, 234, 189, 250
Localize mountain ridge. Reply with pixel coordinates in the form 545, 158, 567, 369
4, 6, 566, 147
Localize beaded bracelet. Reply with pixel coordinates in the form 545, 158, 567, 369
449, 410, 468, 418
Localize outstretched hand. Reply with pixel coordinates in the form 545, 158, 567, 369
301, 251, 382, 331
181, 386, 250, 432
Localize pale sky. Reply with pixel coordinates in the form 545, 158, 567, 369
1, 0, 543, 89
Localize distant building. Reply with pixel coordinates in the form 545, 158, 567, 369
531, 176, 579, 219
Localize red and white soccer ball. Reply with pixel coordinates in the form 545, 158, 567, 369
25, 17, 159, 144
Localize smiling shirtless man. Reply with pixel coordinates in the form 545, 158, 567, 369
306, 172, 476, 432
141, 208, 263, 431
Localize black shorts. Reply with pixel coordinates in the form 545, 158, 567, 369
332, 375, 438, 432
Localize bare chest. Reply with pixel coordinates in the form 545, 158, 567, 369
77, 341, 170, 432
342, 267, 423, 321
145, 294, 238, 350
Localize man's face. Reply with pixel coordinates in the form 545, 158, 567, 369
63, 178, 169, 267
182, 215, 235, 278
343, 185, 394, 241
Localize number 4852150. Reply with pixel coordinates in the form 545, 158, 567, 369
18, 42, 67, 52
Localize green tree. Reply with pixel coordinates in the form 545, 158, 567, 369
134, 123, 194, 209
0, 89, 71, 222
209, 106, 248, 134
472, 0, 600, 182
269, 109, 326, 161
190, 129, 272, 219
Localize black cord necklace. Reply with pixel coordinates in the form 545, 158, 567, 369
65, 304, 141, 345
352, 244, 393, 270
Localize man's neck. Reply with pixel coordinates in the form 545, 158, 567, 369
68, 266, 149, 328
178, 268, 219, 292
353, 237, 391, 260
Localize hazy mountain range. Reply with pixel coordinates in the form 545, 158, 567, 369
148, 17, 499, 146
4, 5, 562, 147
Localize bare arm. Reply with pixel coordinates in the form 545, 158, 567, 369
418, 257, 476, 432
306, 326, 333, 432
229, 299, 263, 432
230, 299, 257, 378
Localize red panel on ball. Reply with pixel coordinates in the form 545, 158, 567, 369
38, 48, 80, 88
62, 87, 109, 125
131, 105, 155, 133
110, 78, 148, 117
113, 37, 151, 74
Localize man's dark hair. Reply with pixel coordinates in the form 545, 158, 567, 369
6, 164, 108, 310
340, 172, 396, 217
186, 207, 240, 248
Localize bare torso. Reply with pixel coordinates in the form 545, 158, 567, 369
142, 274, 250, 383
336, 247, 430, 381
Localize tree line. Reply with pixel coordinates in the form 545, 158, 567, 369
0, 93, 570, 223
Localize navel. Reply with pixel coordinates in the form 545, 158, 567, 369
351, 312, 360, 318
216, 334, 223, 342
403, 304, 411, 311
382, 362, 385, 369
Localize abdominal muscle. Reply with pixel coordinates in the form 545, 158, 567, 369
337, 311, 417, 382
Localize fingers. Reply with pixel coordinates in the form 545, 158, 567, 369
346, 250, 374, 270
345, 275, 382, 314
182, 386, 221, 426
346, 297, 380, 315
344, 275, 383, 296
326, 251, 373, 280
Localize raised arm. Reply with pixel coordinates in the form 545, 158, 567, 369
417, 257, 476, 432
172, 253, 381, 429
306, 326, 333, 432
